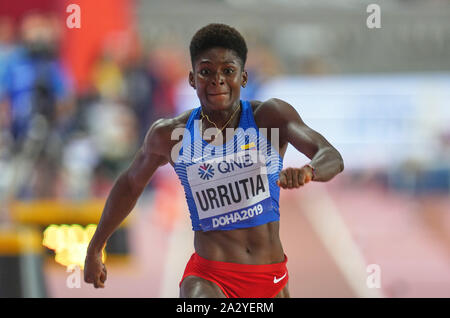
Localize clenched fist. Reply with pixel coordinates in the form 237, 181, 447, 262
84, 251, 107, 288
276, 165, 314, 189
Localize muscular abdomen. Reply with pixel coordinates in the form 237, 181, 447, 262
194, 221, 285, 265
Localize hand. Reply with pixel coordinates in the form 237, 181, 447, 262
276, 166, 313, 189
84, 250, 107, 288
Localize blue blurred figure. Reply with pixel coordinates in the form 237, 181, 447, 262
0, 12, 73, 149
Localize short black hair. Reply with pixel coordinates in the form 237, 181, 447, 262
189, 23, 248, 68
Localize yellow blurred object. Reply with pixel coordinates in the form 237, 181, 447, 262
91, 59, 124, 101
42, 224, 106, 270
0, 225, 42, 255
9, 200, 130, 227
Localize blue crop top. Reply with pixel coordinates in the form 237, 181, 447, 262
173, 100, 283, 231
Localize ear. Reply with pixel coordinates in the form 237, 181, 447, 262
241, 70, 248, 88
189, 71, 196, 89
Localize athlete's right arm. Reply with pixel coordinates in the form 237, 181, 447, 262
84, 118, 173, 288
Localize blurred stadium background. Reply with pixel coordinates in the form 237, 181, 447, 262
0, 0, 449, 298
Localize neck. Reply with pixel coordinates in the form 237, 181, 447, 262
201, 101, 241, 128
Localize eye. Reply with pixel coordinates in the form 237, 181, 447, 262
224, 68, 235, 74
199, 69, 210, 76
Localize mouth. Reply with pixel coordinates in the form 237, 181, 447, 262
207, 92, 230, 103
208, 92, 229, 96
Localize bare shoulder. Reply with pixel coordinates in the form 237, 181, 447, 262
149, 109, 193, 136
143, 109, 194, 158
250, 98, 299, 129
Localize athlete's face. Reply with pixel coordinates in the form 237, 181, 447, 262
189, 47, 248, 111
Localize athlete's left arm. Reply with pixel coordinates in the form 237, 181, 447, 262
267, 98, 344, 188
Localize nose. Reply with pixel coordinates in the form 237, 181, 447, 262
211, 72, 225, 86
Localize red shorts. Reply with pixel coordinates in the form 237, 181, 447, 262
179, 253, 289, 298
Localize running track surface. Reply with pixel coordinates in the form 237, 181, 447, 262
43, 173, 450, 297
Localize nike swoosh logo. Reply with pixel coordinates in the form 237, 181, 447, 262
273, 273, 287, 284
